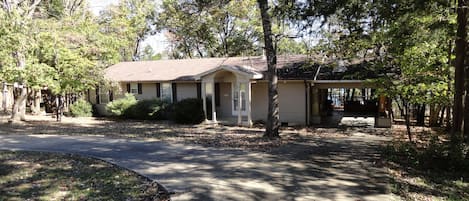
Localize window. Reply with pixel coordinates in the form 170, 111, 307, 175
232, 83, 246, 115
161, 83, 172, 102
128, 83, 142, 94
130, 83, 138, 94
98, 87, 110, 104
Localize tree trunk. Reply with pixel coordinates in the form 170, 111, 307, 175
454, 0, 467, 139
459, 0, 469, 142
447, 107, 452, 130
446, 39, 453, 131
438, 106, 446, 126
55, 95, 64, 122
2, 82, 8, 113
132, 38, 141, 61
395, 97, 404, 119
463, 1, 469, 143
10, 86, 27, 122
416, 104, 425, 126
404, 101, 412, 142
30, 90, 41, 115
258, 0, 280, 138
10, 51, 27, 122
429, 104, 436, 126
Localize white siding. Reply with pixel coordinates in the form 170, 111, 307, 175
251, 82, 306, 125
278, 82, 306, 125
136, 83, 158, 100
176, 83, 198, 101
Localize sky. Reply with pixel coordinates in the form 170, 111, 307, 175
88, 0, 168, 54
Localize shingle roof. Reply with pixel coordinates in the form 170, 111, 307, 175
104, 55, 308, 82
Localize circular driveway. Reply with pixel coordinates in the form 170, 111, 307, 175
0, 133, 399, 201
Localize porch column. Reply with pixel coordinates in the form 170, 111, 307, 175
237, 82, 242, 125
202, 81, 207, 121
246, 81, 252, 127
210, 80, 217, 122
311, 87, 321, 124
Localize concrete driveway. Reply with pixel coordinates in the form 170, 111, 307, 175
0, 132, 399, 201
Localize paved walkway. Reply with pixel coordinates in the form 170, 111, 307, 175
0, 132, 399, 201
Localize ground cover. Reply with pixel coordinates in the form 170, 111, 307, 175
383, 126, 469, 201
0, 150, 169, 201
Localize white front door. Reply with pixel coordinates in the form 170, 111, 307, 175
232, 82, 247, 116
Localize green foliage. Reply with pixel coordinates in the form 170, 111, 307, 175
124, 99, 170, 120
277, 38, 309, 55
98, 0, 157, 61
106, 94, 170, 120
172, 98, 205, 124
139, 45, 162, 61
106, 93, 138, 116
0, 2, 121, 97
70, 99, 92, 117
384, 139, 468, 171
157, 0, 262, 58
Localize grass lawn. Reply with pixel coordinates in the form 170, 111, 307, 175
0, 150, 168, 201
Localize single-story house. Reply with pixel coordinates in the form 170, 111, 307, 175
90, 55, 386, 126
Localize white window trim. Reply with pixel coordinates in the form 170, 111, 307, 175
231, 82, 247, 116
130, 83, 138, 94
98, 87, 110, 104
160, 83, 173, 102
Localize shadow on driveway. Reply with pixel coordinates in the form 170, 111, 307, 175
0, 127, 398, 201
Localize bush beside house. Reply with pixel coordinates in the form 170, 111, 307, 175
70, 99, 93, 117
124, 99, 170, 120
172, 98, 205, 124
105, 94, 205, 124
106, 93, 138, 116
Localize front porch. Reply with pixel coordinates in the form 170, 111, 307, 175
196, 65, 263, 126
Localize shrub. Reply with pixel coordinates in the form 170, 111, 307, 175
124, 99, 170, 120
172, 98, 205, 124
70, 99, 93, 117
106, 93, 138, 116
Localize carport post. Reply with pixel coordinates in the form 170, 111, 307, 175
210, 81, 217, 122
247, 81, 252, 127
311, 87, 321, 124
237, 82, 242, 125
202, 81, 207, 121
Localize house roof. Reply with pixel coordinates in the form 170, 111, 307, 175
104, 55, 308, 82
194, 65, 264, 80
104, 55, 378, 82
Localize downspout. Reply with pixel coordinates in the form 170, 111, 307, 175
304, 80, 309, 125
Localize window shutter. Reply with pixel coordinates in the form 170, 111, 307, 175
172, 83, 177, 102
196, 83, 201, 99
137, 83, 142, 94
126, 83, 130, 93
95, 87, 100, 104
109, 90, 114, 102
156, 83, 161, 98
215, 83, 220, 106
